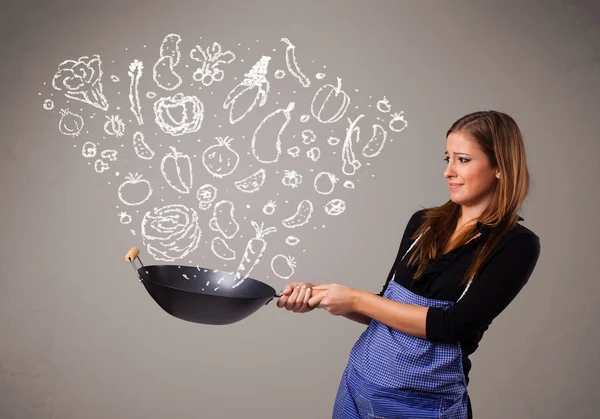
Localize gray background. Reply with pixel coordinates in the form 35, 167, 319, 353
1, 1, 599, 418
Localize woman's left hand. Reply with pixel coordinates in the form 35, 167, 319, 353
308, 283, 357, 316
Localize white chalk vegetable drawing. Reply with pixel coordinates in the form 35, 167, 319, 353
128, 60, 144, 125
153, 33, 182, 91
282, 170, 302, 188
209, 200, 239, 239
307, 147, 321, 162
362, 124, 388, 158
314, 172, 338, 195
377, 96, 391, 113
196, 184, 218, 210
274, 70, 285, 79
202, 136, 239, 178
161, 146, 193, 194
95, 159, 109, 173
52, 54, 109, 110
281, 38, 310, 88
389, 111, 408, 132
100, 149, 118, 162
287, 146, 300, 158
263, 200, 277, 215
82, 142, 97, 158
285, 236, 300, 246
342, 114, 363, 175
316, 73, 326, 79
344, 180, 355, 189
133, 131, 154, 160
327, 136, 341, 146
104, 115, 126, 137
190, 41, 236, 87
118, 173, 153, 206
301, 129, 316, 145
300, 114, 310, 123
234, 168, 266, 193
154, 93, 204, 136
118, 212, 132, 224
211, 237, 236, 260
43, 99, 54, 110
271, 255, 297, 280
141, 204, 202, 262
223, 56, 271, 124
251, 101, 295, 164
58, 109, 84, 137
282, 199, 313, 228
233, 221, 277, 288
324, 199, 346, 216
311, 77, 350, 123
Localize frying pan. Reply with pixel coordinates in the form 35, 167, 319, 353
125, 247, 321, 325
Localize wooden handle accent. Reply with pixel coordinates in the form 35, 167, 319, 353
125, 247, 140, 262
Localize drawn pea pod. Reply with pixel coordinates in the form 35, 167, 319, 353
161, 146, 193, 194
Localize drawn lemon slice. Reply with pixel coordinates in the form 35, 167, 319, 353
234, 168, 266, 193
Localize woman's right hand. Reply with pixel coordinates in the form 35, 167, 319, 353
276, 282, 316, 313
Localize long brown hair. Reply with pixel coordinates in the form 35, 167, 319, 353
407, 111, 531, 286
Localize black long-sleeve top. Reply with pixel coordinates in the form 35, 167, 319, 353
377, 209, 540, 414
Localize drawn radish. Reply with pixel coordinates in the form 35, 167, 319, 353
377, 96, 391, 113
233, 221, 277, 288
389, 112, 408, 133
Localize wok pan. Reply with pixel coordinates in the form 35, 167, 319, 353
125, 247, 320, 325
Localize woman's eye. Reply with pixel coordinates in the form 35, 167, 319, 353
459, 157, 470, 163
443, 157, 450, 163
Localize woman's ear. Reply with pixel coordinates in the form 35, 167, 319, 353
496, 171, 500, 179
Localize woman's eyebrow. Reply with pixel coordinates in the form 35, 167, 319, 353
444, 151, 472, 156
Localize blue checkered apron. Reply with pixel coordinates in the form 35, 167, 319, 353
333, 233, 471, 419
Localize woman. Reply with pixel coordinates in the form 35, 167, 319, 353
276, 110, 541, 419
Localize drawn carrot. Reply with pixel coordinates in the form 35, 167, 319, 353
232, 221, 277, 288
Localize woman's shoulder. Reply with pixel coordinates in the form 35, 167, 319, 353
489, 222, 541, 263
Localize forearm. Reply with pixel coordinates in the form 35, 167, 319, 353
341, 311, 372, 325
351, 290, 429, 339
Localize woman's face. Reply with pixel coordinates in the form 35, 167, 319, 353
444, 131, 499, 209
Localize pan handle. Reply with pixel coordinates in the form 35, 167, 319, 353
273, 288, 324, 298
125, 247, 140, 262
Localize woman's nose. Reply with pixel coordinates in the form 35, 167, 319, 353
444, 161, 455, 178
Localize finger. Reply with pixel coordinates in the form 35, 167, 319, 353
277, 294, 288, 308
293, 286, 307, 311
299, 287, 312, 312
286, 286, 301, 310
308, 292, 326, 308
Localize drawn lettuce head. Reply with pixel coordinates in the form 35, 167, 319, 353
52, 54, 109, 110
141, 204, 202, 262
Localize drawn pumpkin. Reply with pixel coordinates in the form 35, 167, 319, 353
310, 77, 350, 124
153, 93, 204, 136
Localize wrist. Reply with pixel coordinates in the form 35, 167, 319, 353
350, 288, 362, 313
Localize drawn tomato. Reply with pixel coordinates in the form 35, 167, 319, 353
118, 173, 152, 206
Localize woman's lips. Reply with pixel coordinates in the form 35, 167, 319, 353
449, 183, 463, 189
